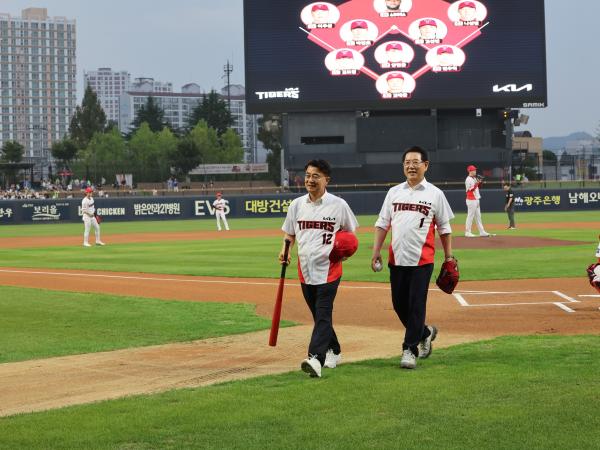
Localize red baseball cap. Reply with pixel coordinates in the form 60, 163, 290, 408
467, 165, 477, 172
329, 231, 358, 262
459, 1, 476, 9
336, 50, 354, 59
387, 72, 404, 81
419, 19, 437, 27
85, 187, 93, 193
437, 46, 454, 55
351, 20, 368, 29
216, 192, 222, 196
312, 3, 329, 12
386, 42, 403, 51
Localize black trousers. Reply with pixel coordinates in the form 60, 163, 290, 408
507, 206, 515, 227
301, 278, 341, 366
389, 264, 434, 355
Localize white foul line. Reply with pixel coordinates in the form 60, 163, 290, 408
453, 293, 470, 306
552, 291, 579, 303
553, 303, 576, 313
578, 294, 600, 298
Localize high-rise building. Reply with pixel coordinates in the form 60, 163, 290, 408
83, 68, 130, 125
0, 8, 77, 179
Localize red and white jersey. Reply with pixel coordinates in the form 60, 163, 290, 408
375, 179, 454, 266
81, 197, 95, 219
213, 198, 226, 212
465, 176, 481, 200
282, 191, 358, 285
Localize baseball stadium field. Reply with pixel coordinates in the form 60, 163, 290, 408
1, 210, 599, 449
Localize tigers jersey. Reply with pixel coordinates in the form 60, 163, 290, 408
465, 176, 481, 200
375, 179, 454, 266
282, 191, 358, 285
81, 197, 95, 219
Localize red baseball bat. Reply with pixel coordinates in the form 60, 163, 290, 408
269, 239, 291, 347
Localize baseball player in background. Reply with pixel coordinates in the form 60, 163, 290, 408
279, 159, 359, 378
371, 146, 454, 369
213, 192, 230, 231
81, 187, 105, 247
465, 164, 490, 237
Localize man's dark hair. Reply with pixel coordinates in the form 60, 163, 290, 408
305, 159, 331, 177
402, 146, 429, 163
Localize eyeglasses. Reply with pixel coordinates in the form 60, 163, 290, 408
403, 160, 425, 167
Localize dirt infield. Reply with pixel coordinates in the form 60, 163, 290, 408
1, 223, 598, 417
1, 268, 599, 417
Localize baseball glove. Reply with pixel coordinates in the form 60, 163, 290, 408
436, 257, 459, 294
587, 263, 600, 293
94, 213, 102, 224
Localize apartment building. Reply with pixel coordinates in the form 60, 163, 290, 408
83, 68, 130, 124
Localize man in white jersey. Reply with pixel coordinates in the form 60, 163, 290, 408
81, 187, 105, 247
213, 192, 230, 231
279, 159, 359, 378
464, 164, 490, 237
371, 146, 454, 369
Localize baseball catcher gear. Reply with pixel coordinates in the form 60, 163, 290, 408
436, 257, 459, 294
587, 263, 600, 293
329, 230, 358, 262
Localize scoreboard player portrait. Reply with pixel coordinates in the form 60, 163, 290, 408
419, 18, 438, 39
375, 71, 416, 98
408, 17, 448, 42
426, 45, 466, 70
375, 41, 415, 68
340, 19, 378, 44
324, 48, 365, 74
300, 2, 340, 28
373, 0, 413, 15
447, 0, 488, 25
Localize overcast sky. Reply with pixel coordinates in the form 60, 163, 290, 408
2, 0, 598, 139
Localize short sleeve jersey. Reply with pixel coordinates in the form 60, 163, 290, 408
465, 176, 481, 200
505, 188, 514, 206
81, 197, 95, 218
375, 179, 454, 266
282, 191, 358, 285
213, 198, 226, 211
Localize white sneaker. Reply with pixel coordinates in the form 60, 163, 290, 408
480, 232, 490, 237
83, 242, 92, 247
324, 349, 342, 369
301, 355, 322, 378
465, 232, 476, 238
96, 241, 105, 246
400, 350, 417, 369
418, 325, 438, 359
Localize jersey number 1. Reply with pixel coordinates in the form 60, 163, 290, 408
322, 233, 333, 245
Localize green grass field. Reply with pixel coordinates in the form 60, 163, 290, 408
0, 212, 597, 281
1, 335, 598, 449
0, 286, 291, 364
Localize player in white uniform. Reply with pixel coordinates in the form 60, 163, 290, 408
279, 159, 359, 378
213, 192, 230, 231
81, 187, 105, 247
372, 146, 454, 369
465, 164, 490, 237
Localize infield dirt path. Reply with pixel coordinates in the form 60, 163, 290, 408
1, 268, 599, 418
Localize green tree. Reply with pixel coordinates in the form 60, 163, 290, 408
129, 123, 161, 182
542, 150, 557, 162
0, 141, 24, 186
156, 127, 178, 181
257, 114, 282, 185
84, 128, 128, 185
189, 120, 220, 164
1, 140, 25, 163
187, 90, 233, 136
129, 96, 168, 135
50, 139, 79, 169
69, 86, 107, 149
169, 136, 202, 177
219, 129, 244, 163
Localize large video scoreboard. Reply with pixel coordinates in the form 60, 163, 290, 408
244, 0, 547, 113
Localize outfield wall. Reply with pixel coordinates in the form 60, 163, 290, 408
0, 188, 597, 224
